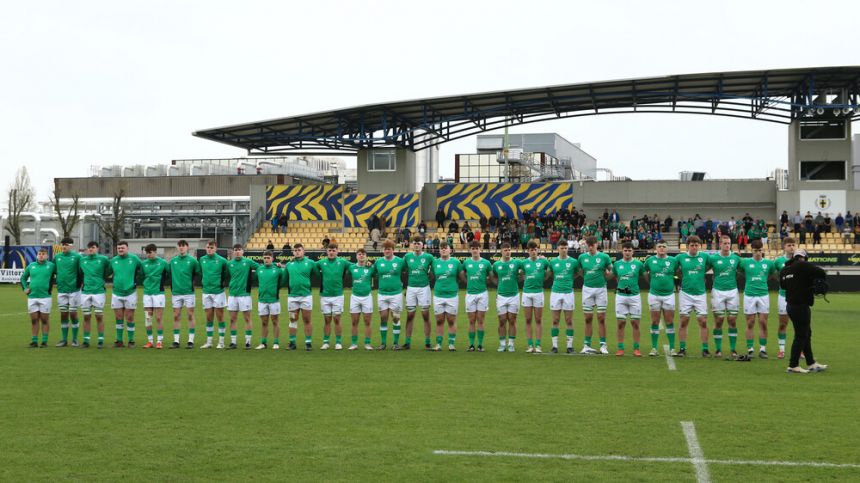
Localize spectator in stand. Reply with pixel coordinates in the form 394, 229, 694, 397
473, 228, 481, 246
279, 213, 289, 234
459, 227, 469, 248
854, 224, 860, 244
448, 220, 459, 234
663, 215, 673, 233
845, 210, 854, 229
483, 232, 490, 250
519, 231, 530, 250
322, 236, 330, 249
402, 227, 412, 244
488, 214, 497, 232
418, 221, 427, 236
549, 229, 561, 249
370, 227, 381, 250
823, 213, 833, 233
610, 209, 620, 223
812, 224, 822, 247
780, 210, 789, 228
742, 213, 754, 232
435, 208, 446, 230
266, 240, 275, 250
792, 211, 803, 234
737, 228, 748, 250
281, 242, 292, 256
271, 215, 279, 233
703, 229, 714, 250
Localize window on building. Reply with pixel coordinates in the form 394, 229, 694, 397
368, 150, 396, 171
799, 161, 846, 181
800, 120, 846, 140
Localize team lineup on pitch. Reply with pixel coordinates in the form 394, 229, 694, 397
20, 234, 819, 367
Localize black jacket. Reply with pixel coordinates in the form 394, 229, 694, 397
779, 259, 826, 307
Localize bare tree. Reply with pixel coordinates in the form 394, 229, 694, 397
95, 190, 127, 255
5, 167, 36, 244
50, 187, 81, 239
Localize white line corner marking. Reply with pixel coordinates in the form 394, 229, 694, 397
681, 421, 711, 483
663, 344, 676, 370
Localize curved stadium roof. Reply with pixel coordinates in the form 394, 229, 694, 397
194, 66, 860, 155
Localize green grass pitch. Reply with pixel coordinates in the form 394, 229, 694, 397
0, 285, 857, 482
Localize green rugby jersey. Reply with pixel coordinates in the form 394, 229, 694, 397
738, 257, 776, 297
404, 252, 434, 288
463, 257, 492, 294
317, 257, 350, 297
21, 260, 55, 299
110, 254, 143, 297
432, 257, 463, 298
227, 257, 260, 297
549, 256, 579, 294
199, 253, 229, 294
773, 256, 788, 296
492, 258, 522, 297
349, 262, 375, 297
644, 255, 678, 297
256, 263, 286, 303
676, 252, 710, 296
53, 250, 82, 294
578, 252, 612, 288
80, 254, 111, 295
709, 252, 742, 291
613, 259, 644, 296
286, 257, 318, 297
170, 254, 201, 296
521, 258, 548, 294
373, 256, 404, 296
142, 257, 170, 295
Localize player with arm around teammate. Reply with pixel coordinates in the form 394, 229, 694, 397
226, 244, 261, 349
431, 241, 464, 351
578, 236, 613, 354
348, 248, 375, 350
79, 241, 112, 348
708, 235, 742, 358
403, 237, 435, 350
611, 242, 646, 356
373, 240, 405, 350
463, 241, 492, 352
490, 242, 522, 352
285, 243, 319, 350
198, 240, 229, 349
521, 240, 549, 353
548, 238, 580, 354
169, 239, 201, 349
317, 243, 350, 350
109, 241, 143, 348
675, 235, 712, 357
255, 250, 287, 350
20, 248, 55, 348
141, 244, 170, 349
737, 239, 777, 358
642, 242, 678, 356
53, 237, 83, 347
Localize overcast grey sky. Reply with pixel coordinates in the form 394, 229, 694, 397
2, 0, 858, 200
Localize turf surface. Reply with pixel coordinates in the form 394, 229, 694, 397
0, 286, 857, 481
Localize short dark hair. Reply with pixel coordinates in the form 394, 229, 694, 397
500, 242, 511, 250
585, 236, 598, 246
117, 240, 128, 247
61, 237, 74, 245
783, 237, 797, 245
177, 240, 189, 247
557, 238, 568, 246
144, 244, 158, 253
263, 250, 274, 258
469, 241, 481, 249
356, 248, 366, 254
621, 241, 634, 250
207, 240, 217, 247
527, 240, 538, 250
87, 241, 99, 249
439, 241, 449, 250
38, 247, 48, 254
412, 236, 424, 243
327, 243, 338, 250
382, 240, 395, 249
686, 235, 701, 244
751, 239, 763, 250
233, 244, 244, 250
293, 243, 304, 250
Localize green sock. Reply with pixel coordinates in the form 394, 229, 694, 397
599, 337, 606, 346
477, 330, 485, 346
584, 336, 592, 347
633, 342, 640, 349
218, 322, 226, 337
335, 335, 342, 344
60, 318, 69, 341
424, 337, 431, 346
351, 335, 358, 344
157, 329, 163, 338
323, 334, 330, 343
436, 335, 443, 345
448, 332, 456, 346
97, 332, 105, 342
31, 335, 38, 344
145, 324, 153, 338
364, 337, 371, 345
273, 338, 279, 345
245, 330, 252, 340
551, 327, 559, 337
405, 336, 411, 345
701, 342, 708, 352
289, 334, 297, 343
206, 322, 214, 337
618, 342, 625, 350
380, 323, 388, 344
392, 323, 401, 344
713, 329, 723, 352
535, 338, 541, 347
565, 328, 574, 344
468, 331, 476, 346
650, 324, 659, 349
261, 337, 268, 345
527, 338, 534, 347
680, 341, 687, 350
305, 336, 312, 346
230, 329, 237, 337
71, 319, 79, 341
41, 333, 48, 344
759, 338, 767, 350
83, 331, 91, 342
746, 339, 754, 351
127, 323, 135, 342
115, 320, 124, 342
189, 328, 196, 336
728, 328, 738, 351
666, 324, 676, 349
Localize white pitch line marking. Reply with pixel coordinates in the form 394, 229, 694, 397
681, 421, 711, 483
432, 450, 860, 469
663, 344, 676, 370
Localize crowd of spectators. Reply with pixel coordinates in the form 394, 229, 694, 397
780, 210, 860, 245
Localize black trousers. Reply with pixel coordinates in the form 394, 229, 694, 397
786, 304, 815, 368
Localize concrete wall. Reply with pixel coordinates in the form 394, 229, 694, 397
576, 179, 777, 222
356, 148, 417, 194
54, 174, 289, 198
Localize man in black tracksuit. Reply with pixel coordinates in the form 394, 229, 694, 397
779, 249, 828, 374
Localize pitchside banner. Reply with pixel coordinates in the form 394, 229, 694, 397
197, 250, 860, 266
